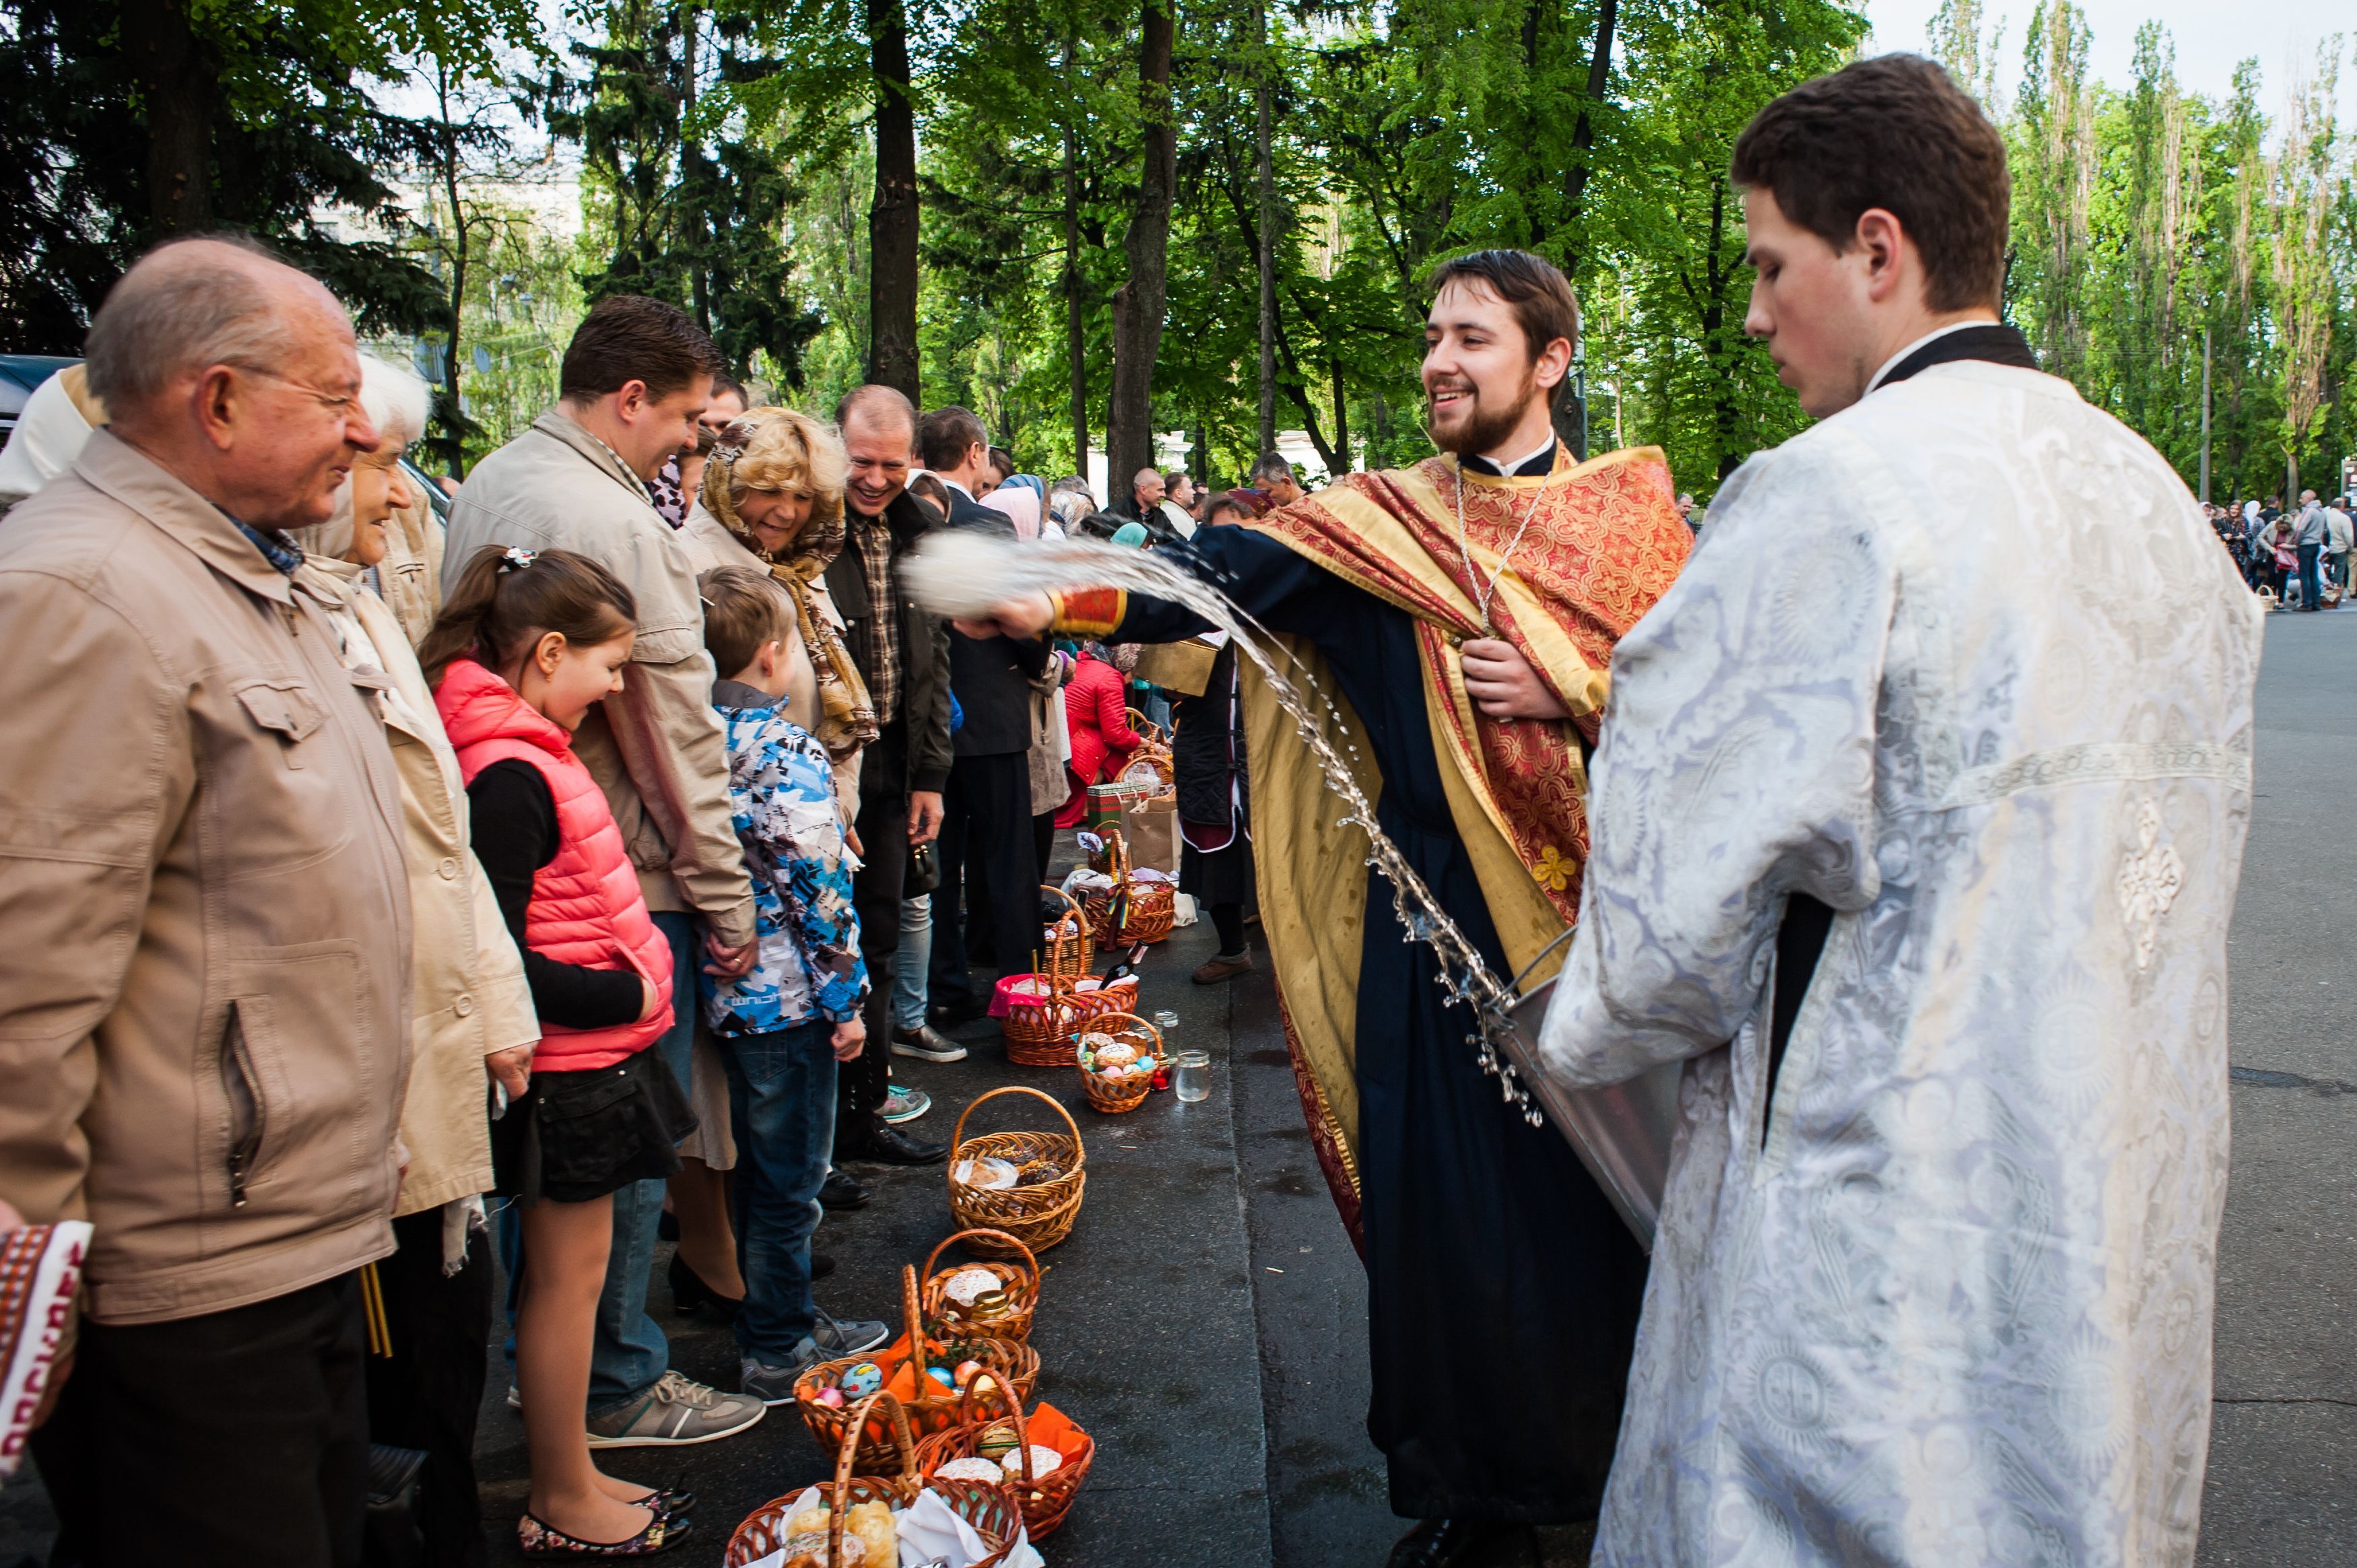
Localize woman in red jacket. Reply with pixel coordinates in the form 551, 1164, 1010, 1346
1056, 641, 1147, 827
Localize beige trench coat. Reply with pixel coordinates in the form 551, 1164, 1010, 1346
301, 555, 538, 1216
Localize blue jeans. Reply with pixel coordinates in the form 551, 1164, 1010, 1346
893, 894, 931, 1033
2298, 543, 2323, 609
719, 1021, 838, 1359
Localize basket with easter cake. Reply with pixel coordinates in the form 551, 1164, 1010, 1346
727, 1389, 1035, 1568
1073, 1012, 1165, 1114
793, 1266, 1038, 1474
916, 1373, 1096, 1542
919, 1228, 1042, 1344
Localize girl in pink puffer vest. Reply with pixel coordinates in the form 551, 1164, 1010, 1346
424, 545, 697, 1557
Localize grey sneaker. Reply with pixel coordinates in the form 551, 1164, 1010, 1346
585, 1369, 767, 1448
741, 1349, 825, 1406
881, 1084, 932, 1124
810, 1306, 890, 1356
890, 1025, 967, 1063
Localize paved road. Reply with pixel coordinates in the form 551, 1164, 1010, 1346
2197, 605, 2357, 1565
3, 609, 2351, 1566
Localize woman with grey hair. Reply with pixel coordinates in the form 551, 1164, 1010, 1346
297, 355, 544, 1565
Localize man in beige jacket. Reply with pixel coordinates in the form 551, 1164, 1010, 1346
443, 294, 771, 1448
0, 236, 411, 1567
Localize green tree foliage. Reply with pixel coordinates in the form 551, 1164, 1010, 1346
0, 0, 538, 349
539, 0, 824, 384
1995, 20, 2355, 502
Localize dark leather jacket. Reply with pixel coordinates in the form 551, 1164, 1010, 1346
822, 487, 954, 796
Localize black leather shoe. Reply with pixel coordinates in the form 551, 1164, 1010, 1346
928, 997, 988, 1029
844, 1123, 948, 1166
667, 1252, 742, 1320
810, 1251, 836, 1281
819, 1170, 871, 1210
1386, 1519, 1539, 1568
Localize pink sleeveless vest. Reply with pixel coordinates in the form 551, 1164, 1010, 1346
436, 659, 673, 1071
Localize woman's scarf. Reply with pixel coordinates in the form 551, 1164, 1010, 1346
982, 483, 1042, 540
701, 429, 879, 761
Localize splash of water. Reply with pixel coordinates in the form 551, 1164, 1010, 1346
906, 530, 1552, 1127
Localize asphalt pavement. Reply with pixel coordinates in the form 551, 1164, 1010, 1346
4, 607, 2353, 1567
2196, 602, 2357, 1565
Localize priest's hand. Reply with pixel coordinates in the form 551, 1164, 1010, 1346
1461, 638, 1572, 722
953, 590, 1056, 642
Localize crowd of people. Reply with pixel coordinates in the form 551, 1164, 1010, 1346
0, 46, 2293, 1568
0, 240, 1280, 1564
2207, 490, 2356, 608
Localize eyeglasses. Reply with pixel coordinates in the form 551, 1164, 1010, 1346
232, 364, 365, 419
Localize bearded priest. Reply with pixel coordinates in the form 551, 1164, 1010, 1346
1537, 57, 2262, 1567
957, 250, 1692, 1565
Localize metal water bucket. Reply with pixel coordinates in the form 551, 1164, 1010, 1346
1494, 940, 1682, 1252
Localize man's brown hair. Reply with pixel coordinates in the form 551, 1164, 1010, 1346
1730, 55, 2010, 312
1424, 250, 1581, 364
918, 405, 988, 473
560, 294, 724, 403
696, 565, 794, 681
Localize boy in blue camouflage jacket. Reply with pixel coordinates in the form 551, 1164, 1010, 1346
696, 566, 888, 1396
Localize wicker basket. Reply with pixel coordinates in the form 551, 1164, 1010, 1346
727, 1388, 1023, 1568
1038, 883, 1094, 978
948, 1087, 1087, 1257
793, 1266, 1036, 1472
1116, 751, 1174, 791
1001, 932, 1135, 1066
1080, 829, 1178, 946
920, 1229, 1041, 1344
1123, 706, 1168, 749
915, 1373, 1095, 1542
1075, 1012, 1166, 1114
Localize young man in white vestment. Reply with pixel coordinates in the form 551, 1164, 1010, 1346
1537, 55, 2263, 1567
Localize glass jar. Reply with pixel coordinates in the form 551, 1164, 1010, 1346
1172, 1049, 1211, 1103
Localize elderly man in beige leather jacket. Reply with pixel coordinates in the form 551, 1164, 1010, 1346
0, 236, 411, 1567
442, 293, 773, 1450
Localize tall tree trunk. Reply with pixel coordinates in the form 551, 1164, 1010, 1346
123, 0, 213, 236
1252, 0, 1277, 455
1330, 359, 1350, 473
437, 77, 470, 478
1700, 179, 1741, 479
1063, 36, 1088, 477
866, 0, 920, 398
1560, 0, 1618, 257
682, 2, 711, 334
1106, 0, 1176, 493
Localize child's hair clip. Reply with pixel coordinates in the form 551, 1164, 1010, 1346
500, 547, 537, 570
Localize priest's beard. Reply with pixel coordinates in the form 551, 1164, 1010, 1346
1425, 364, 1544, 456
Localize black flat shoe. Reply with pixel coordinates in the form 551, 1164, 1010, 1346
1386, 1518, 1539, 1568
844, 1123, 947, 1166
927, 997, 988, 1029
666, 1252, 741, 1320
811, 1251, 837, 1281
819, 1171, 871, 1210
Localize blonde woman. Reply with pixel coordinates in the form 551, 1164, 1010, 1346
679, 408, 873, 781
667, 407, 881, 1314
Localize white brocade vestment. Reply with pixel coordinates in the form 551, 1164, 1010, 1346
1537, 361, 2263, 1567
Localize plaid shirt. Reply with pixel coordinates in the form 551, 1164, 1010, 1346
850, 509, 900, 726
